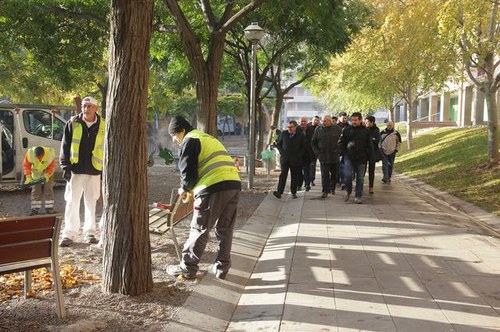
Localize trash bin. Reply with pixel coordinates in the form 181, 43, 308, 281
261, 150, 276, 175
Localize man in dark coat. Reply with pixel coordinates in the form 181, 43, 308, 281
307, 115, 320, 187
273, 120, 306, 199
364, 115, 381, 194
338, 112, 375, 204
311, 114, 342, 198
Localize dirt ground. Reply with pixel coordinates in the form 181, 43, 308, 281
0, 136, 280, 331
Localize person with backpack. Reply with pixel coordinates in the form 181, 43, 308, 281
380, 121, 402, 183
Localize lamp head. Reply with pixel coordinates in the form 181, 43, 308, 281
244, 22, 265, 43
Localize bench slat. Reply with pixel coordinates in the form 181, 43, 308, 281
0, 216, 56, 232
0, 240, 52, 265
0, 229, 53, 246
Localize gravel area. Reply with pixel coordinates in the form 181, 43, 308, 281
0, 140, 279, 331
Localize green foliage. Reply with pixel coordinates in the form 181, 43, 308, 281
218, 94, 246, 117
395, 127, 500, 216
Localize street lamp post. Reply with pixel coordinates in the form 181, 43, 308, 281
244, 22, 265, 189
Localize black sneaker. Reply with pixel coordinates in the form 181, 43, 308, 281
45, 208, 54, 214
321, 192, 328, 198
212, 264, 227, 280
166, 265, 195, 280
305, 186, 311, 192
59, 237, 73, 247
292, 193, 298, 199
29, 209, 39, 216
297, 186, 302, 191
84, 235, 98, 244
311, 182, 315, 186
382, 179, 387, 183
273, 191, 282, 199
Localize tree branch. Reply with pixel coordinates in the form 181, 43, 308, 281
283, 70, 318, 95
220, 0, 267, 34
220, 1, 236, 27
200, 0, 216, 31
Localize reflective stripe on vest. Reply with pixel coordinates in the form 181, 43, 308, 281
27, 146, 55, 180
69, 116, 105, 171
184, 130, 240, 195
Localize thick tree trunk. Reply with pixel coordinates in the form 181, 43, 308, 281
97, 79, 108, 119
195, 69, 219, 136
272, 93, 284, 127
405, 92, 414, 151
102, 0, 154, 295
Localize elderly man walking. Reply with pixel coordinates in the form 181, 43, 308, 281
311, 115, 342, 198
380, 121, 402, 183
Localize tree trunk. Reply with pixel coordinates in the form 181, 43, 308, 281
195, 68, 219, 136
405, 91, 414, 150
257, 101, 265, 156
102, 0, 154, 295
272, 93, 284, 127
97, 79, 108, 119
484, 83, 499, 165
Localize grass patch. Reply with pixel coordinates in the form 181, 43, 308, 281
395, 127, 500, 216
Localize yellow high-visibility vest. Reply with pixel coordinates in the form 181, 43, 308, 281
26, 146, 55, 179
185, 130, 240, 195
69, 116, 105, 170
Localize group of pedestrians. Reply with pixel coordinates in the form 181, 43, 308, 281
272, 112, 402, 204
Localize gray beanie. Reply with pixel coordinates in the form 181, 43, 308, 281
168, 116, 193, 135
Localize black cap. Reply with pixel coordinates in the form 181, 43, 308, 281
168, 116, 193, 135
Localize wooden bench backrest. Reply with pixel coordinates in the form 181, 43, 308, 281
0, 216, 59, 266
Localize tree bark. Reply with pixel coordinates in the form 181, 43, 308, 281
484, 82, 499, 165
102, 0, 154, 295
405, 90, 414, 151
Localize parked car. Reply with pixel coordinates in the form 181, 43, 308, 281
0, 103, 74, 183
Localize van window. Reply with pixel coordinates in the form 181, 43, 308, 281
22, 110, 65, 140
1, 110, 15, 174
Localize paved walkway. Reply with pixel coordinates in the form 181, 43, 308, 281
167, 173, 500, 332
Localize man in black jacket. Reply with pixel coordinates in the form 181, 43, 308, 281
273, 120, 306, 199
311, 115, 342, 198
338, 112, 375, 204
364, 115, 381, 194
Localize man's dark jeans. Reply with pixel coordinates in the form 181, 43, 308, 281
382, 152, 396, 181
309, 158, 317, 184
277, 162, 301, 195
344, 156, 367, 198
320, 162, 338, 194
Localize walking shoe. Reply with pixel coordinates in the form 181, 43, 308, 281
340, 183, 346, 190
212, 264, 228, 280
166, 265, 195, 280
381, 178, 387, 183
29, 209, 39, 216
59, 237, 73, 247
354, 197, 363, 204
331, 189, 336, 195
297, 186, 303, 191
344, 192, 351, 202
45, 208, 54, 214
84, 235, 98, 244
311, 182, 315, 186
273, 191, 282, 199
387, 179, 391, 183
321, 192, 328, 199
305, 185, 311, 192
292, 193, 298, 199
369, 187, 374, 194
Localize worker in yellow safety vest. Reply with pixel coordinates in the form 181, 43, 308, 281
23, 146, 56, 215
166, 116, 241, 281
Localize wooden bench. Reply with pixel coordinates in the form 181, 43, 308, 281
0, 215, 66, 319
149, 189, 193, 260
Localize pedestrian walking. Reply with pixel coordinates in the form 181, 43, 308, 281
364, 116, 381, 194
23, 146, 56, 215
59, 96, 105, 247
298, 116, 314, 191
311, 115, 342, 198
166, 116, 241, 280
338, 112, 375, 204
337, 111, 349, 189
307, 115, 320, 187
273, 120, 306, 199
380, 121, 402, 183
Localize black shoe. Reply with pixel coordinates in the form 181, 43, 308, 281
321, 192, 328, 198
297, 186, 303, 191
59, 237, 73, 247
166, 265, 195, 280
311, 182, 315, 186
29, 209, 39, 216
387, 179, 391, 183
382, 179, 387, 183
292, 193, 298, 199
340, 184, 346, 190
84, 235, 98, 244
305, 186, 311, 192
212, 264, 227, 280
45, 208, 54, 214
273, 191, 282, 199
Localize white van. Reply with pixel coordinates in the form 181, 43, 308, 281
0, 103, 74, 183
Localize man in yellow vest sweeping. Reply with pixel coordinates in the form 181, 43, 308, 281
166, 116, 241, 280
23, 146, 56, 215
58, 96, 105, 247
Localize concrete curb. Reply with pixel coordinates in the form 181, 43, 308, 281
396, 173, 500, 235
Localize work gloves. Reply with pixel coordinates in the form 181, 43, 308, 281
63, 169, 72, 182
44, 174, 51, 183
24, 175, 32, 185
